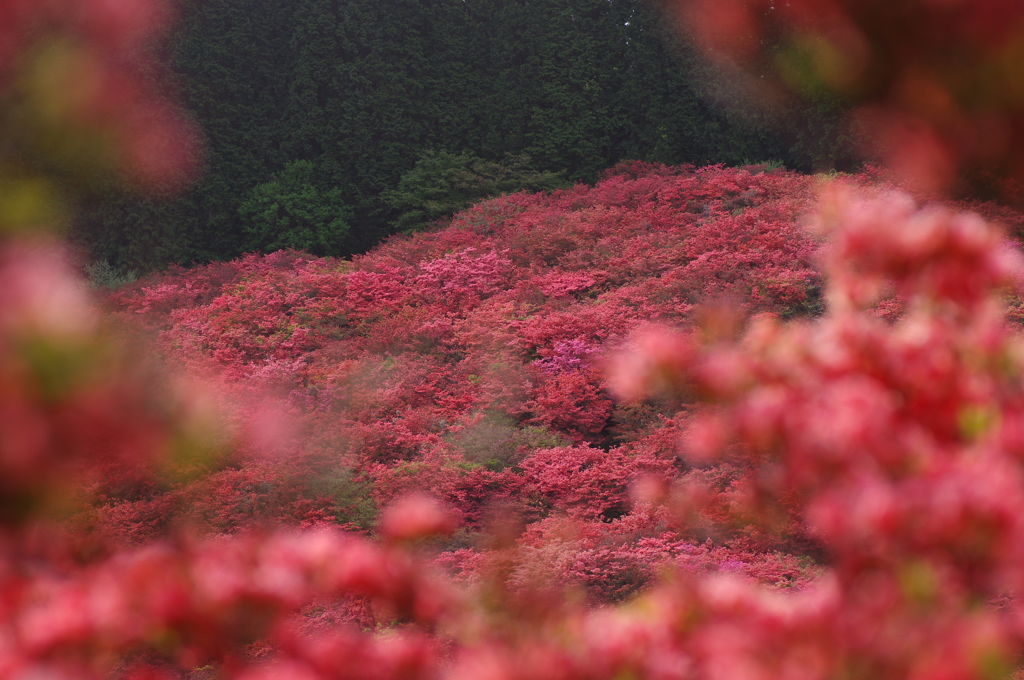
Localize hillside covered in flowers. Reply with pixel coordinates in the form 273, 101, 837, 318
91, 162, 836, 603
11, 0, 1024, 676
10, 157, 1024, 678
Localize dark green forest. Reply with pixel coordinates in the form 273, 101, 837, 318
73, 0, 856, 272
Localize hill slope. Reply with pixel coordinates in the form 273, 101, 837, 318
101, 162, 834, 599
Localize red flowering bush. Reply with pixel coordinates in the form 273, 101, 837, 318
525, 370, 613, 440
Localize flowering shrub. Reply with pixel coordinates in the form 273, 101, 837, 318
414, 247, 516, 300
519, 443, 674, 521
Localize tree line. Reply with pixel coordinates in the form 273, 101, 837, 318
72, 0, 854, 273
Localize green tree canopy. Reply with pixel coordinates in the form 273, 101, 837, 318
384, 151, 569, 232
238, 160, 351, 255
73, 0, 857, 273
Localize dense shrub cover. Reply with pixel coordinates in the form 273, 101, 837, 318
101, 163, 825, 565
8, 166, 1024, 679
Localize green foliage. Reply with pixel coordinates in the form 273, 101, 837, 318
70, 0, 858, 272
73, 191, 206, 273
304, 465, 377, 531
742, 159, 787, 173
83, 259, 138, 290
452, 410, 571, 471
238, 161, 351, 255
384, 152, 568, 233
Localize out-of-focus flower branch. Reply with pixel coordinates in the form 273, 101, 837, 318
0, 0, 201, 234
664, 0, 1024, 197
